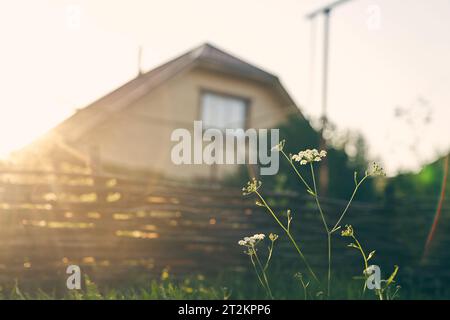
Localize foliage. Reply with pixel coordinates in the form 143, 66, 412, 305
225, 115, 377, 201
238, 141, 398, 299
384, 154, 450, 201
0, 271, 402, 300
341, 225, 400, 300
275, 116, 377, 201
0, 276, 229, 300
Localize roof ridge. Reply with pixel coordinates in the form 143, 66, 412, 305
50, 42, 298, 142
195, 42, 278, 80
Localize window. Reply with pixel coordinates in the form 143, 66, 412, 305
200, 92, 247, 131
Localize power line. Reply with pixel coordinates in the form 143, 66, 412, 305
305, 0, 357, 195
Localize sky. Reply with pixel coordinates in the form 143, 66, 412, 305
0, 0, 449, 175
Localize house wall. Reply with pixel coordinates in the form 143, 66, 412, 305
74, 66, 298, 180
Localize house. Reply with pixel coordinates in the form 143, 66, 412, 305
21, 43, 304, 180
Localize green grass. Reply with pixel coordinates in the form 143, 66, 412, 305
0, 260, 446, 300
1, 278, 226, 300
1, 269, 448, 300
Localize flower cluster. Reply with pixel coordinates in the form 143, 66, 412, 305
341, 225, 354, 237
367, 162, 385, 177
269, 233, 279, 241
242, 178, 262, 195
238, 233, 265, 247
271, 140, 285, 152
294, 272, 303, 280
291, 149, 327, 165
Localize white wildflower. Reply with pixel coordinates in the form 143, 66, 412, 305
269, 233, 278, 241
271, 140, 285, 152
242, 178, 262, 195
238, 233, 266, 247
341, 225, 354, 237
292, 148, 327, 165
368, 162, 385, 177
254, 233, 265, 240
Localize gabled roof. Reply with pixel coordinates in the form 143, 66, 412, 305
53, 42, 300, 142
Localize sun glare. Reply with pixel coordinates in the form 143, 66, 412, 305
0, 106, 63, 159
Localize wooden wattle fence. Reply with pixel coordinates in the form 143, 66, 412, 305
0, 169, 447, 289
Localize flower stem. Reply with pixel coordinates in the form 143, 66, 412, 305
250, 254, 267, 295
298, 277, 309, 300
281, 150, 313, 193
309, 163, 331, 297
331, 175, 368, 233
280, 154, 331, 295
310, 164, 330, 233
253, 248, 273, 299
255, 190, 319, 283
352, 235, 368, 270
327, 232, 331, 297
264, 241, 274, 272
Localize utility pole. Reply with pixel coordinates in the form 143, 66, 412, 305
137, 46, 143, 76
306, 0, 355, 195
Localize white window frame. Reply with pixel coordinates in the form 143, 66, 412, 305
200, 91, 248, 132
